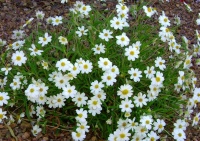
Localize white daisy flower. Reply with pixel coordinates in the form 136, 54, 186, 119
117, 84, 133, 99
151, 71, 164, 86
146, 131, 160, 141
36, 10, 45, 20
98, 57, 112, 71
31, 125, 42, 136
12, 51, 27, 66
90, 80, 104, 94
52, 16, 63, 26
99, 29, 113, 41
144, 66, 156, 79
72, 92, 88, 107
115, 128, 131, 141
155, 57, 166, 71
1, 67, 12, 75
140, 115, 153, 130
143, 6, 156, 17
153, 119, 166, 133
0, 92, 10, 106
38, 32, 52, 47
52, 93, 66, 108
119, 99, 134, 112
106, 65, 120, 76
172, 128, 186, 141
125, 45, 140, 61
29, 44, 43, 56
134, 92, 148, 108
72, 128, 86, 141
159, 11, 170, 27
62, 84, 77, 99
76, 26, 88, 37
101, 72, 117, 86
79, 60, 93, 74
61, 0, 68, 4
116, 32, 130, 47
56, 58, 73, 72
58, 36, 68, 45
92, 43, 105, 55
75, 108, 88, 123
128, 68, 142, 82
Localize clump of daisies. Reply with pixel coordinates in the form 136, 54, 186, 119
1, 1, 200, 140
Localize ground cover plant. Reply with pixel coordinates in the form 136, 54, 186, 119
0, 0, 200, 140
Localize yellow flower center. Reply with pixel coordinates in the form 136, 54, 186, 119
0, 96, 3, 101
16, 56, 21, 61
82, 6, 86, 11
194, 116, 199, 122
116, 21, 120, 25
76, 132, 81, 137
156, 77, 161, 82
61, 62, 65, 66
80, 125, 84, 129
104, 61, 108, 65
130, 51, 134, 55
78, 114, 82, 118
30, 88, 34, 93
146, 120, 150, 124
185, 60, 190, 65
43, 38, 47, 41
165, 28, 169, 32
121, 37, 125, 41
150, 137, 155, 141
164, 18, 168, 22
158, 124, 163, 128
55, 19, 60, 23
107, 76, 111, 80
121, 6, 126, 10
95, 85, 99, 89
39, 88, 43, 92
93, 100, 98, 105
147, 7, 152, 12
122, 89, 128, 95
119, 133, 125, 138
83, 64, 88, 69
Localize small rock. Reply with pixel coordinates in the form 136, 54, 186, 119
0, 124, 4, 129
20, 121, 32, 129
91, 136, 97, 141
10, 123, 17, 128
22, 132, 30, 139
44, 6, 51, 11
3, 6, 9, 11
42, 136, 49, 141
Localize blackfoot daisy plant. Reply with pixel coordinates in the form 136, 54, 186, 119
0, 1, 200, 141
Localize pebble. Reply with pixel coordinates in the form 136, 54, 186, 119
22, 132, 30, 139
42, 136, 49, 141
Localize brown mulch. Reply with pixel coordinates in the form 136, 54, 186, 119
0, 0, 200, 140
